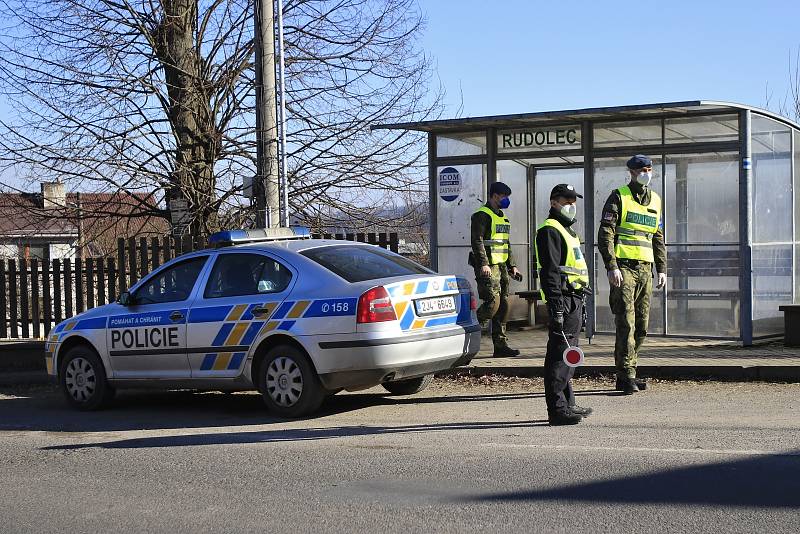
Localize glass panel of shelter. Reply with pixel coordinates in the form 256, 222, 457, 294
794, 129, 800, 303
436, 132, 487, 158
496, 159, 532, 321
664, 152, 740, 337
593, 120, 662, 148
751, 114, 794, 337
664, 114, 738, 144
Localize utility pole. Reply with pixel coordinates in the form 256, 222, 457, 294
276, 0, 289, 227
254, 0, 279, 228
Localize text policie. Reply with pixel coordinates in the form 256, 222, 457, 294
111, 327, 180, 350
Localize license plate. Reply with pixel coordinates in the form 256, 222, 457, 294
414, 295, 456, 316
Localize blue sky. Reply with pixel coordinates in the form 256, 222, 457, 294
420, 0, 800, 118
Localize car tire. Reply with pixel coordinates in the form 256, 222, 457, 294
59, 346, 115, 411
381, 373, 433, 395
258, 344, 324, 418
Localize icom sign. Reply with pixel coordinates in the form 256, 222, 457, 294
438, 167, 462, 202
498, 126, 581, 153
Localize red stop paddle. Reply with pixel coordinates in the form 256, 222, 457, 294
560, 331, 585, 367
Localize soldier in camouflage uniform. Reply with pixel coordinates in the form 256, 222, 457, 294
597, 155, 667, 394
470, 181, 521, 357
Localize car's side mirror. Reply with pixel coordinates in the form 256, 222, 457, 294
117, 291, 134, 306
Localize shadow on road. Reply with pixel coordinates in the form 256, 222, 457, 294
42, 419, 551, 450
463, 450, 800, 508
0, 383, 600, 433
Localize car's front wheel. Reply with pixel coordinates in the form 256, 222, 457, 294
382, 373, 433, 395
59, 346, 115, 410
258, 344, 324, 418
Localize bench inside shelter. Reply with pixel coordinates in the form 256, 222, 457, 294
779, 304, 800, 346
516, 246, 792, 330
667, 248, 742, 328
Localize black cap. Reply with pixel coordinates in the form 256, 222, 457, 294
626, 154, 652, 169
550, 183, 583, 200
489, 181, 512, 196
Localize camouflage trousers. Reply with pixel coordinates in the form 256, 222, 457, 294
474, 264, 510, 350
609, 262, 653, 379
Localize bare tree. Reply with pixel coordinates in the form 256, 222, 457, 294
767, 48, 800, 122
0, 0, 440, 236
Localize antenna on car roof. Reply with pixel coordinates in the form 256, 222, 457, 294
207, 227, 311, 247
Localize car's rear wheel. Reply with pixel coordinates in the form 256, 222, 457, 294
258, 344, 324, 418
59, 346, 115, 410
382, 373, 433, 395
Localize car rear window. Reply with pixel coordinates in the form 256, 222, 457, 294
300, 245, 432, 282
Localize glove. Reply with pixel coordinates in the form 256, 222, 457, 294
608, 269, 623, 288
548, 304, 564, 332
656, 272, 667, 289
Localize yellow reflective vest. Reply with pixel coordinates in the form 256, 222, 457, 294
476, 206, 510, 265
535, 218, 589, 302
614, 185, 662, 263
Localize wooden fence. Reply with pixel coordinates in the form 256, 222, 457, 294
1, 232, 398, 339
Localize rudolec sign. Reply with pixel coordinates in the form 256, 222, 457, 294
498, 126, 581, 152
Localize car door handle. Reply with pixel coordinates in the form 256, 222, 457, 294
170, 311, 185, 322
251, 306, 270, 316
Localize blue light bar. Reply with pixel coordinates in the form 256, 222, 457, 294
208, 226, 311, 247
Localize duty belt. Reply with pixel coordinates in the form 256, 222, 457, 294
618, 258, 651, 267
558, 266, 588, 277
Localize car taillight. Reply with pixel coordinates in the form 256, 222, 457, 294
469, 291, 477, 310
357, 286, 397, 323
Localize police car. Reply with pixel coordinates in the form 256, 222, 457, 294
45, 228, 481, 417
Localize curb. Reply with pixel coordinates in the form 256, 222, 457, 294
438, 364, 800, 382
0, 341, 46, 372
3, 366, 800, 388
0, 371, 52, 387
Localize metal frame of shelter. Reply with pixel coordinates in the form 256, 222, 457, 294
373, 101, 800, 345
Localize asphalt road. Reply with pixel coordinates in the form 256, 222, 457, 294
1, 377, 798, 533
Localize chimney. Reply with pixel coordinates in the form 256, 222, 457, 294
41, 181, 66, 209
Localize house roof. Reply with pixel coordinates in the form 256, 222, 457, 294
0, 190, 162, 239
0, 194, 77, 238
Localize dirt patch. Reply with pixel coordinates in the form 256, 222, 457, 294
430, 373, 800, 393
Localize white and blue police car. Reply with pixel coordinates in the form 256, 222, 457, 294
45, 228, 481, 417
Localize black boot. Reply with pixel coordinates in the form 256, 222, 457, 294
616, 376, 648, 391
549, 411, 582, 426
493, 346, 520, 357
615, 376, 639, 395
570, 405, 593, 417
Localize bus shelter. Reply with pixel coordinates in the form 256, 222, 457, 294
373, 101, 800, 344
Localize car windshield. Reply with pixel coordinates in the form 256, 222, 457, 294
300, 245, 431, 282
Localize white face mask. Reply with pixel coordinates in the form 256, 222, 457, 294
635, 171, 653, 187
559, 203, 577, 219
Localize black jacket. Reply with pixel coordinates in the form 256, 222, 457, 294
536, 208, 580, 306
